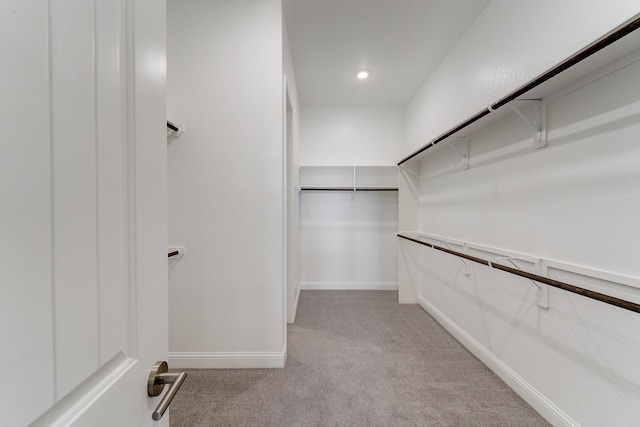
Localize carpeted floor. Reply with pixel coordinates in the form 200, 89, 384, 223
170, 290, 550, 426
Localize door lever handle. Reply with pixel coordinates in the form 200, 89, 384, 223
148, 361, 187, 421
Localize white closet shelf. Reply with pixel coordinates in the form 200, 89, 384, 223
397, 232, 640, 314
299, 165, 398, 192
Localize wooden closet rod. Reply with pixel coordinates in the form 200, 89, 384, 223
397, 15, 640, 166
397, 234, 640, 314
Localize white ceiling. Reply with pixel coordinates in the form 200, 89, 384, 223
283, 0, 490, 107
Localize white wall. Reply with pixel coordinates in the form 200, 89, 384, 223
299, 108, 403, 290
405, 0, 640, 152
397, 159, 421, 303
167, 0, 286, 368
300, 191, 399, 290
300, 107, 404, 165
401, 2, 640, 425
283, 21, 302, 323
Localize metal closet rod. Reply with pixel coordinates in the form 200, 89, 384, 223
397, 15, 640, 166
397, 234, 640, 314
299, 187, 398, 191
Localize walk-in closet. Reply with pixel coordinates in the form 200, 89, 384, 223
7, 1, 638, 426
163, 1, 640, 424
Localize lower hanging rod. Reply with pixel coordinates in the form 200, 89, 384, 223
397, 233, 640, 314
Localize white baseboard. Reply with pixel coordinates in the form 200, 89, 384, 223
417, 295, 577, 427
169, 347, 286, 369
300, 281, 398, 290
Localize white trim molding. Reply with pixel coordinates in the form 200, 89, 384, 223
300, 281, 398, 291
169, 347, 286, 369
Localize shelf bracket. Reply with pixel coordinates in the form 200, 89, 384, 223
167, 121, 184, 137
492, 256, 549, 308
398, 164, 419, 180
443, 137, 469, 170
435, 240, 470, 275
168, 246, 185, 259
535, 260, 550, 309
508, 100, 546, 149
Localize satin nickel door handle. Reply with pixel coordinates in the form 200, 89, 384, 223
148, 361, 187, 421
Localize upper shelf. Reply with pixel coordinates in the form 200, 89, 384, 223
397, 14, 640, 166
299, 166, 398, 192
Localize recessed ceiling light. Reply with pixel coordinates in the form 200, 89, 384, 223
357, 70, 369, 79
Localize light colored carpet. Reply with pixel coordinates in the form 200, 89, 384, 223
170, 290, 550, 426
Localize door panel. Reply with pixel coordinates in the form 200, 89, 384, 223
1, 0, 168, 425
96, 0, 128, 366
1, 2, 55, 425
51, 0, 100, 396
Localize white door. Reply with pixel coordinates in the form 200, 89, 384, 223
1, 1, 173, 426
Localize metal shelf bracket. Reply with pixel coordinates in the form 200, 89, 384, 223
508, 100, 546, 149
535, 260, 550, 309
443, 137, 469, 170
492, 256, 549, 308
168, 246, 185, 259
435, 240, 470, 275
167, 120, 184, 137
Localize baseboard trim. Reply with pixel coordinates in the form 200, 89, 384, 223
417, 295, 577, 427
169, 347, 286, 369
300, 281, 398, 290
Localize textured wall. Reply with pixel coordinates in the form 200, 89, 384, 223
405, 0, 640, 152
300, 107, 404, 166
283, 21, 302, 323
299, 108, 403, 290
167, 0, 285, 367
401, 2, 640, 425
300, 191, 399, 290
